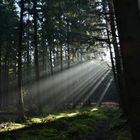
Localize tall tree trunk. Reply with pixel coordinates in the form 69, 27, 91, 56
59, 2, 64, 71
0, 45, 1, 109
60, 44, 63, 71
27, 5, 30, 80
102, 1, 118, 81
107, 0, 125, 109
41, 33, 46, 74
49, 45, 53, 75
33, 0, 42, 115
59, 4, 63, 71
3, 53, 9, 107
6, 57, 9, 107
80, 48, 83, 62
27, 38, 30, 80
113, 0, 140, 139
17, 0, 25, 120
102, 0, 117, 89
42, 48, 46, 73
106, 30, 117, 87
66, 19, 70, 68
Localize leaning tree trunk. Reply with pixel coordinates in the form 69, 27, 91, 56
17, 0, 25, 121
113, 0, 140, 139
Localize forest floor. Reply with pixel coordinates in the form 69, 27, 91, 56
0, 103, 131, 140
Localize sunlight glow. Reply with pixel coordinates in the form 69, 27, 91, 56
28, 60, 110, 111
90, 108, 98, 112
56, 112, 79, 119
0, 123, 25, 132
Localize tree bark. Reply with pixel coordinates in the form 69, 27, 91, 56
102, 0, 117, 91
107, 0, 126, 110
33, 0, 42, 115
49, 45, 53, 75
113, 0, 140, 139
3, 53, 9, 107
17, 0, 25, 121
106, 30, 117, 88
0, 45, 1, 109
27, 9, 30, 80
66, 19, 70, 68
60, 44, 63, 71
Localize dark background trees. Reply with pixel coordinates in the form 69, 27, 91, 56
0, 0, 120, 113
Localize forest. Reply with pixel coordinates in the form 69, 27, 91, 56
0, 0, 140, 139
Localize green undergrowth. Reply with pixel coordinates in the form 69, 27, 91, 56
0, 114, 16, 122
0, 107, 132, 140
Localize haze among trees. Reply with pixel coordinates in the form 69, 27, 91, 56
0, 0, 140, 139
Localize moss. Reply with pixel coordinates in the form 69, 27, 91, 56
117, 131, 132, 140
0, 107, 131, 140
0, 115, 16, 122
68, 123, 92, 138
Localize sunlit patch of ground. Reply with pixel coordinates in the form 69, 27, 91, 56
0, 123, 25, 132
0, 106, 132, 140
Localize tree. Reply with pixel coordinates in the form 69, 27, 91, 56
17, 0, 25, 120
0, 0, 116, 114
113, 0, 140, 139
101, 0, 117, 89
100, 0, 125, 109
33, 0, 42, 114
0, 0, 19, 109
107, 0, 126, 110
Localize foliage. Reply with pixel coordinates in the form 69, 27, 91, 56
0, 0, 110, 113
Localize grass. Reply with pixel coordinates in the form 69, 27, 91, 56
0, 106, 132, 140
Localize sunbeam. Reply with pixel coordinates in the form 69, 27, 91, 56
27, 60, 110, 111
